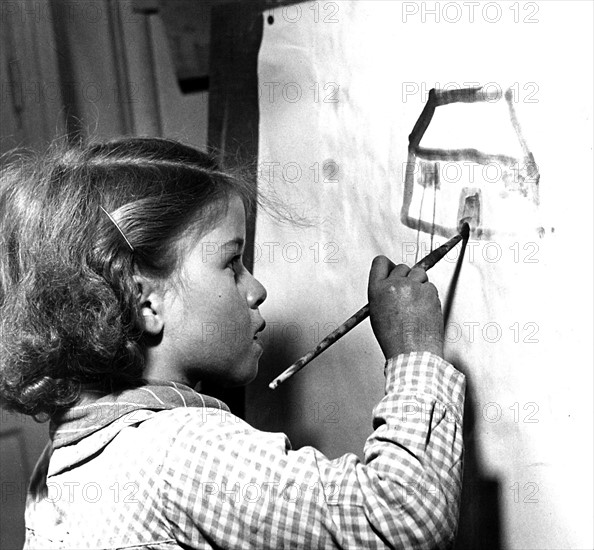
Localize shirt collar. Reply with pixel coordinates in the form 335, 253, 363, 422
50, 379, 230, 448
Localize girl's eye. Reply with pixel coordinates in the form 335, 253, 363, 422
228, 256, 243, 275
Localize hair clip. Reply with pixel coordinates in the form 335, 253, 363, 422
100, 206, 135, 253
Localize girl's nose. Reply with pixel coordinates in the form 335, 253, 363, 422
246, 273, 267, 309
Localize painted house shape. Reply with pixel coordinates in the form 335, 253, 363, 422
401, 87, 541, 240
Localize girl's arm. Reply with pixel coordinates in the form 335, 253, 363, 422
162, 351, 465, 549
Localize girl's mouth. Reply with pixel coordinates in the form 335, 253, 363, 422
254, 320, 266, 339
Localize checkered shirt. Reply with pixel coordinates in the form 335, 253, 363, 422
24, 352, 465, 549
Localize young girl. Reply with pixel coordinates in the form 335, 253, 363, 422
0, 137, 465, 549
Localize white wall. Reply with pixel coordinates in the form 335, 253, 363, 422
249, 2, 593, 548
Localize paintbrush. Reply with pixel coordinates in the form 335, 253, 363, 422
268, 222, 470, 390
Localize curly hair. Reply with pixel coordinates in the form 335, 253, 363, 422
0, 137, 257, 419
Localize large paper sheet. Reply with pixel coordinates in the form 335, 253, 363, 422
248, 2, 593, 548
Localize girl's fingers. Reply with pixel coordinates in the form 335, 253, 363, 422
389, 264, 411, 278
369, 256, 396, 285
407, 267, 429, 283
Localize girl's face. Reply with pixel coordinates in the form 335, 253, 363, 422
160, 195, 267, 387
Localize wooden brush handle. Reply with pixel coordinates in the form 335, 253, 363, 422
269, 224, 469, 390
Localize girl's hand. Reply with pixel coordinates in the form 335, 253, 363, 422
368, 256, 444, 360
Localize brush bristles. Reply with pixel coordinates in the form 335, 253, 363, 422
459, 221, 470, 240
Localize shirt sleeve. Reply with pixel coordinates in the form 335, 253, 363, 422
162, 352, 466, 550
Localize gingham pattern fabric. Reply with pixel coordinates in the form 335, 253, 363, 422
24, 352, 465, 549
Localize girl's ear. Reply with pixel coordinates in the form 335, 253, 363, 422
133, 274, 165, 336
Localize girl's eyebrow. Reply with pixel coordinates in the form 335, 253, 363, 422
221, 238, 245, 255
